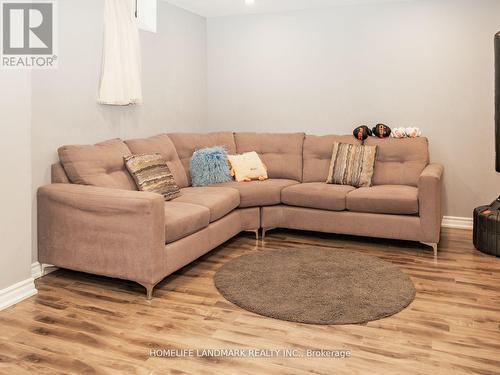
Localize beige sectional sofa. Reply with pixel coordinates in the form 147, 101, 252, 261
38, 132, 443, 298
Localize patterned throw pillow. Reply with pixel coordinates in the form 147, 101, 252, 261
326, 142, 377, 188
190, 146, 232, 187
124, 153, 181, 200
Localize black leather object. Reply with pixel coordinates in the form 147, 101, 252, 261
473, 196, 500, 257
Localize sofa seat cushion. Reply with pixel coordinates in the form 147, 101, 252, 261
346, 185, 419, 215
211, 179, 299, 208
164, 202, 210, 243
172, 187, 240, 222
282, 183, 356, 211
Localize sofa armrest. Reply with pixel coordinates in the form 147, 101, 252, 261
37, 184, 166, 285
418, 163, 444, 243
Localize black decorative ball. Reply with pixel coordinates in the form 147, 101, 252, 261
353, 126, 372, 141
372, 124, 392, 138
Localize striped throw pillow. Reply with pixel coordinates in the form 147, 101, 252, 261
326, 143, 377, 187
125, 153, 181, 200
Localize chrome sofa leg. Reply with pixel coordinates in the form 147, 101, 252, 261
140, 282, 157, 300
245, 229, 259, 240
420, 242, 438, 257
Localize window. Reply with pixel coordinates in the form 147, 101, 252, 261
136, 0, 157, 33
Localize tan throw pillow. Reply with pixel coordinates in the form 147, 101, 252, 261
124, 153, 181, 200
326, 142, 377, 187
228, 152, 268, 182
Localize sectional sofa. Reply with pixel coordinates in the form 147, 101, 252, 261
38, 132, 443, 298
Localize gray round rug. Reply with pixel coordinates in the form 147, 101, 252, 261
214, 249, 416, 325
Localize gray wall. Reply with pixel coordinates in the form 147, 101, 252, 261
0, 71, 32, 289
207, 0, 500, 218
31, 0, 207, 262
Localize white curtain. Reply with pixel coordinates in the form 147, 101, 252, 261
98, 0, 142, 105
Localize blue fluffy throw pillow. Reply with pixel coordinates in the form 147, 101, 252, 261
190, 146, 232, 187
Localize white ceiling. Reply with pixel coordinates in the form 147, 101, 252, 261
165, 0, 414, 18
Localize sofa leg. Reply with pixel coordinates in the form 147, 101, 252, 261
420, 242, 438, 257
262, 227, 276, 241
139, 282, 156, 300
245, 229, 259, 240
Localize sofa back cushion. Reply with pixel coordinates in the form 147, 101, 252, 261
168, 132, 237, 185
125, 134, 189, 188
303, 134, 360, 182
234, 132, 305, 181
58, 138, 136, 190
51, 163, 70, 183
365, 137, 429, 186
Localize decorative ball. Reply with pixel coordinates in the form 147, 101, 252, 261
372, 124, 392, 138
405, 127, 421, 138
391, 127, 407, 138
353, 125, 372, 141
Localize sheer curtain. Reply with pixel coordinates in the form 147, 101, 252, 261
98, 0, 142, 105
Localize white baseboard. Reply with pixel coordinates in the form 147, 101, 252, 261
31, 262, 57, 279
0, 277, 37, 311
31, 262, 43, 279
0, 262, 58, 311
442, 216, 473, 230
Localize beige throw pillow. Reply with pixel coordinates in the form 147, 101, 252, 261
326, 142, 377, 188
124, 153, 181, 200
228, 152, 268, 182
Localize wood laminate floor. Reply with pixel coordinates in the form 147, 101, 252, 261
0, 228, 499, 375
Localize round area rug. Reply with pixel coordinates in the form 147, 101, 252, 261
214, 249, 416, 325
